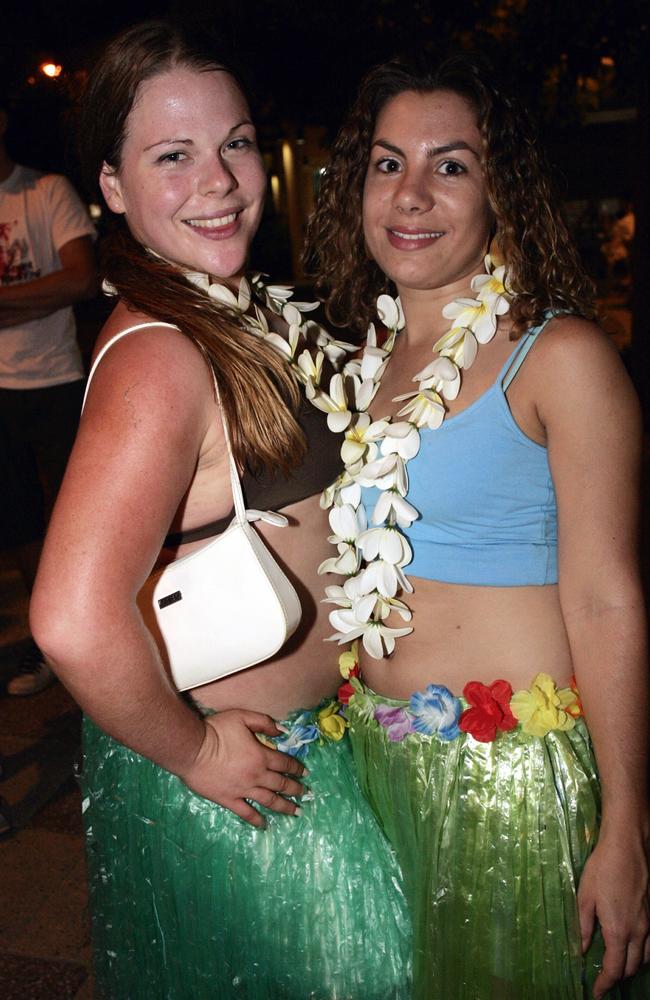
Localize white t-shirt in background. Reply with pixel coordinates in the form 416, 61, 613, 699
0, 164, 96, 389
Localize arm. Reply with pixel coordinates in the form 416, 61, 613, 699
538, 317, 650, 996
30, 321, 305, 827
0, 235, 98, 329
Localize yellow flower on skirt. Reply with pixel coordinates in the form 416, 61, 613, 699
318, 701, 347, 741
510, 672, 578, 737
338, 640, 359, 679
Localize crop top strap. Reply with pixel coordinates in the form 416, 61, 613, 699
502, 312, 557, 391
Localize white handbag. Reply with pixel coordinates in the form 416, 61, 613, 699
84, 322, 302, 691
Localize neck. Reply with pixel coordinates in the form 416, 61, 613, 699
0, 146, 14, 183
397, 272, 475, 345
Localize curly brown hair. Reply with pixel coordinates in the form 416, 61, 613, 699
305, 56, 596, 337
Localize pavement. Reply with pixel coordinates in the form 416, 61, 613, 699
0, 553, 91, 999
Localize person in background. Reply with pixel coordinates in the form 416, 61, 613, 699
0, 94, 98, 695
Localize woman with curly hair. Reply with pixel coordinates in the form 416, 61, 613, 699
29, 23, 411, 999
306, 57, 650, 999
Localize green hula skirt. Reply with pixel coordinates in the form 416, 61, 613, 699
81, 708, 412, 999
347, 686, 650, 1000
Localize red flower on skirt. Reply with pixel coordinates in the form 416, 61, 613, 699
568, 674, 583, 718
458, 680, 518, 742
337, 664, 360, 706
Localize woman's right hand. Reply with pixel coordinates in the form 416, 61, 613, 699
179, 710, 308, 827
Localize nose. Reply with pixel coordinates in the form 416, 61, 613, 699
198, 154, 237, 197
394, 167, 433, 214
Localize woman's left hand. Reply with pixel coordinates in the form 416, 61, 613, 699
578, 829, 650, 998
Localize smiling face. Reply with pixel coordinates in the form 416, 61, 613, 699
100, 66, 267, 281
362, 89, 493, 300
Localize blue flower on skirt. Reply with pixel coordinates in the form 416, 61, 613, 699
275, 713, 320, 759
409, 684, 462, 740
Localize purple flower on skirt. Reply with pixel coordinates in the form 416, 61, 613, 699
409, 684, 462, 740
374, 704, 414, 742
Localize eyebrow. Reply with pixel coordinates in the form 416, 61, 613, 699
144, 120, 254, 153
371, 138, 479, 158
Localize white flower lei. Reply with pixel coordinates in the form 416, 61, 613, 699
317, 255, 513, 660
182, 270, 357, 375
106, 258, 511, 662
104, 263, 356, 378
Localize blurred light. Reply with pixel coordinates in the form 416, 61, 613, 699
88, 203, 102, 220
40, 63, 62, 78
296, 138, 306, 146
270, 174, 281, 212
319, 167, 327, 175
600, 56, 615, 67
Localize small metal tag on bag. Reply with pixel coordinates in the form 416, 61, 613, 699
158, 591, 183, 609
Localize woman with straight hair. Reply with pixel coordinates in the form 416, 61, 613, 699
307, 56, 650, 1000
30, 22, 410, 999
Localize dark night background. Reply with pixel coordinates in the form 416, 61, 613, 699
2, 1, 647, 153
0, 9, 649, 990
1, 0, 649, 407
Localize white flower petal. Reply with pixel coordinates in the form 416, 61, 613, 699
291, 300, 320, 313
341, 439, 367, 465
360, 347, 388, 381
327, 410, 353, 433
237, 277, 251, 311
376, 294, 400, 330
362, 625, 385, 659
266, 284, 294, 302
380, 527, 408, 564
391, 494, 419, 528
355, 378, 380, 412
353, 593, 378, 623
265, 332, 293, 358
208, 282, 240, 308
381, 425, 421, 460
329, 608, 362, 634
185, 271, 210, 292
340, 481, 361, 507
329, 373, 347, 408
282, 302, 302, 326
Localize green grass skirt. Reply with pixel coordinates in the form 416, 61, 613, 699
81, 713, 412, 999
348, 690, 650, 1000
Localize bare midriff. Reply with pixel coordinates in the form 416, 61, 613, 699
156, 493, 340, 720
361, 576, 574, 700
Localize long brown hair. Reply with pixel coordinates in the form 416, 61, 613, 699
305, 57, 596, 337
80, 20, 304, 474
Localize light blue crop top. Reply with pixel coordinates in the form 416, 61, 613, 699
360, 317, 558, 586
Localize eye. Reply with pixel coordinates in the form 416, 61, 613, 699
375, 156, 402, 174
157, 151, 188, 165
225, 136, 256, 152
438, 160, 466, 176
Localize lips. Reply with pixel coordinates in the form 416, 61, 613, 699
183, 210, 243, 240
386, 227, 444, 251
184, 211, 241, 229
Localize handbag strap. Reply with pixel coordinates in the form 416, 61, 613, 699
80, 320, 258, 529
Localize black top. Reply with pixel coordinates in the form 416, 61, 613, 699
163, 401, 342, 547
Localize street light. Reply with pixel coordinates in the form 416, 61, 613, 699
40, 63, 62, 79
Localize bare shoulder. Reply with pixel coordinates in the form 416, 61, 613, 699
533, 313, 621, 370
87, 301, 214, 422
533, 314, 640, 430
527, 313, 632, 393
